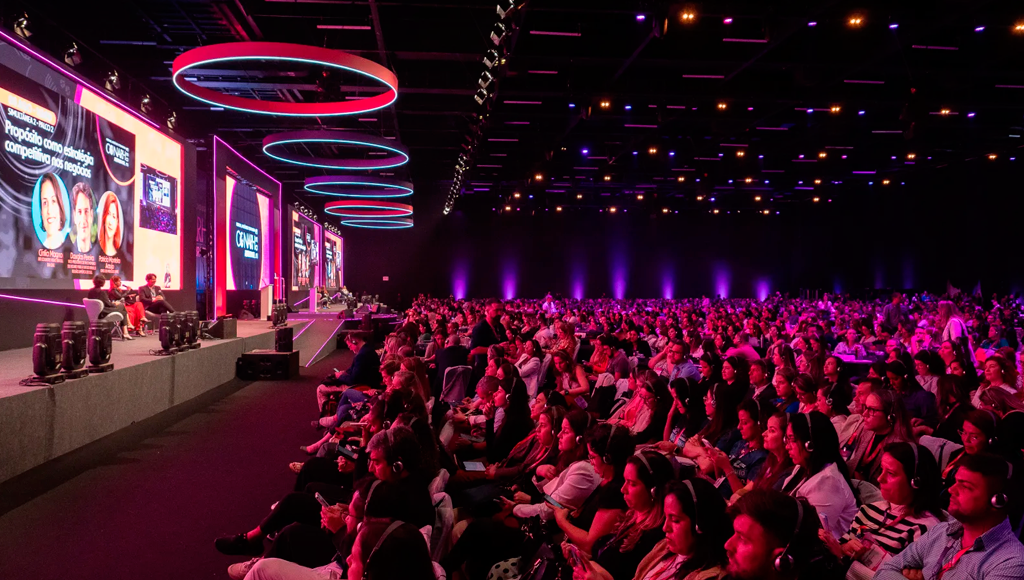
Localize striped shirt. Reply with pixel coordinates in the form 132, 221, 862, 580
840, 501, 940, 556
875, 518, 1024, 580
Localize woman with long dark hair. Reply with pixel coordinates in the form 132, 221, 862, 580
660, 377, 708, 450
844, 390, 914, 486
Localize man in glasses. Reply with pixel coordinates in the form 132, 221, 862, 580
653, 338, 701, 383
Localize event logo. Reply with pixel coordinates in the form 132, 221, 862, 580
228, 180, 263, 290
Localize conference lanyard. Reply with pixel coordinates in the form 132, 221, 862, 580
936, 545, 973, 580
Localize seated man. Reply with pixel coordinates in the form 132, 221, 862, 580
138, 272, 175, 314
874, 453, 1024, 580
315, 332, 382, 415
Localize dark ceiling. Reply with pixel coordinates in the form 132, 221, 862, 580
7, 0, 1024, 221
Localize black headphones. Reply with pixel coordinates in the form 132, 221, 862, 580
908, 442, 922, 490
823, 384, 835, 408
683, 480, 702, 535
384, 429, 404, 474
774, 498, 804, 572
601, 424, 619, 464
576, 413, 592, 446
801, 413, 815, 453
991, 461, 1014, 510
367, 520, 405, 567
983, 409, 1000, 448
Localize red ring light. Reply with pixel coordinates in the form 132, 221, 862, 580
325, 200, 413, 218
172, 42, 398, 116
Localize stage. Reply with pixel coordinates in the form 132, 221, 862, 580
0, 320, 298, 484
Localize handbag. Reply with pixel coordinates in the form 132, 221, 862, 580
518, 542, 570, 580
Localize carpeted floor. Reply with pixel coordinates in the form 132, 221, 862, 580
0, 347, 353, 580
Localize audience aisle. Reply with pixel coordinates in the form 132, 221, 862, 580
0, 349, 353, 580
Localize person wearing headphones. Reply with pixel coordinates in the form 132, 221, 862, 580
723, 490, 841, 580
574, 478, 729, 580
819, 442, 946, 578
874, 453, 1024, 580
779, 411, 859, 539
566, 450, 673, 580
939, 410, 1001, 507
843, 390, 914, 487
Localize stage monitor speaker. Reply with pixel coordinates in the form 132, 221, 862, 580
237, 350, 299, 380
275, 326, 293, 352
208, 317, 237, 339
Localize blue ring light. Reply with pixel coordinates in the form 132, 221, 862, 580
339, 218, 413, 229
263, 131, 409, 170
304, 175, 414, 198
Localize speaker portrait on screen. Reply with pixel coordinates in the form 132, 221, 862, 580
32, 172, 70, 250
71, 182, 95, 254
97, 192, 124, 257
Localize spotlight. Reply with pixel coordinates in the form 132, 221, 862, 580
504, 205, 512, 211
736, 150, 745, 157
814, 179, 822, 184
104, 71, 121, 92
556, 206, 562, 211
813, 197, 820, 202
166, 112, 177, 131
679, 10, 696, 23
609, 207, 617, 213
181, 311, 201, 349
907, 153, 916, 159
576, 193, 583, 199
763, 209, 770, 214
636, 194, 644, 201
830, 105, 841, 113
483, 49, 501, 68
696, 195, 704, 201
882, 179, 891, 185
754, 195, 761, 201
14, 13, 32, 39
746, 178, 753, 184
140, 95, 154, 114
496, 0, 516, 19
939, 109, 950, 116
717, 102, 727, 110
988, 154, 997, 160
479, 71, 494, 89
64, 43, 82, 67
32, 323, 64, 383
157, 313, 180, 355
534, 173, 543, 181
648, 146, 658, 154
61, 321, 88, 379
599, 100, 611, 109
677, 176, 685, 182
473, 87, 490, 105
712, 209, 719, 214
1015, 22, 1024, 33
513, 192, 521, 198
604, 175, 612, 181
848, 15, 864, 27
87, 320, 114, 372
491, 22, 510, 45
819, 152, 827, 158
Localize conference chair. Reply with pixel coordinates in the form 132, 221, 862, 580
82, 299, 125, 341
440, 365, 473, 405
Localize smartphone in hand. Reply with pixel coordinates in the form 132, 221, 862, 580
315, 492, 330, 508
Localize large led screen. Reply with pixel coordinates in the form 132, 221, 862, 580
290, 210, 321, 292
225, 174, 273, 291
324, 230, 343, 290
0, 39, 182, 289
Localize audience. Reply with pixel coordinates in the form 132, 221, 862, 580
212, 292, 1024, 580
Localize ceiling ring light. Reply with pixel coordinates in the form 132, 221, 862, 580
264, 131, 409, 170
304, 175, 414, 198
325, 200, 413, 218
339, 218, 413, 229
171, 42, 398, 116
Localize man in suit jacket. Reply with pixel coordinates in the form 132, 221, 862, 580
138, 273, 175, 314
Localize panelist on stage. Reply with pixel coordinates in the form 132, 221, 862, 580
88, 275, 132, 340
139, 273, 175, 314
110, 275, 151, 336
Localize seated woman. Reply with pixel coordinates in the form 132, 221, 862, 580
568, 451, 673, 580
109, 275, 151, 336
514, 338, 544, 399
608, 369, 660, 435
443, 409, 597, 580
679, 382, 742, 463
553, 349, 591, 406
708, 398, 769, 498
819, 442, 945, 579
482, 379, 535, 464
916, 374, 972, 444
553, 423, 635, 554
843, 390, 914, 486
87, 274, 132, 339
659, 378, 708, 450
573, 478, 730, 580
793, 373, 819, 414
887, 361, 938, 427
972, 354, 1018, 408
773, 367, 800, 413
779, 411, 859, 539
815, 379, 853, 436
730, 410, 794, 501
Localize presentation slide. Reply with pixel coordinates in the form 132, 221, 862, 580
225, 174, 273, 291
290, 210, 320, 292
0, 41, 183, 289
324, 230, 343, 290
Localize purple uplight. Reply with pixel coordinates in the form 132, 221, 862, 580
713, 265, 731, 299
582, 148, 589, 155
0, 294, 86, 308
611, 253, 628, 300
452, 262, 468, 299
636, 14, 645, 21
808, 21, 817, 27
967, 112, 975, 118
662, 267, 675, 300
902, 257, 915, 290
755, 278, 770, 302
723, 18, 733, 24
833, 278, 844, 295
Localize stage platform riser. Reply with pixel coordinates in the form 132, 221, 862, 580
0, 332, 274, 484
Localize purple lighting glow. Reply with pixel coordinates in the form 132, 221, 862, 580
755, 278, 770, 302
662, 267, 674, 300
713, 265, 731, 299
502, 264, 517, 300
452, 262, 468, 299
636, 14, 645, 21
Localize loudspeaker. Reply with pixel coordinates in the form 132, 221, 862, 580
208, 317, 237, 339
275, 326, 293, 352
237, 350, 299, 380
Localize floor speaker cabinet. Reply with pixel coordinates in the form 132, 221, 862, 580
237, 350, 299, 380
275, 326, 294, 352
340, 318, 362, 330
208, 317, 237, 339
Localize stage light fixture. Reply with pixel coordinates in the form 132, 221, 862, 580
87, 320, 114, 372
166, 112, 177, 131
140, 95, 154, 114
830, 105, 841, 113
185, 311, 201, 348
662, 208, 669, 213
513, 192, 521, 198
497, 0, 516, 19
736, 150, 745, 157
483, 49, 500, 69
104, 71, 121, 92
479, 71, 494, 89
712, 209, 719, 214
576, 193, 583, 199
754, 195, 761, 201
940, 109, 950, 116
158, 313, 180, 355
988, 154, 997, 160
882, 179, 891, 185
1015, 22, 1024, 33
61, 321, 88, 379
679, 10, 696, 23
556, 206, 562, 211
491, 22, 510, 45
907, 153, 916, 159
677, 176, 685, 182
819, 152, 827, 158
604, 175, 612, 181
814, 179, 822, 184
64, 43, 82, 67
763, 209, 770, 215
813, 197, 820, 202
609, 207, 617, 213
848, 15, 864, 27
505, 205, 512, 211
746, 178, 753, 184
534, 173, 543, 181
474, 87, 490, 105
32, 323, 63, 383
648, 146, 658, 154
14, 13, 32, 39
599, 101, 611, 109
717, 102, 727, 110
696, 195, 704, 201
636, 194, 644, 201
